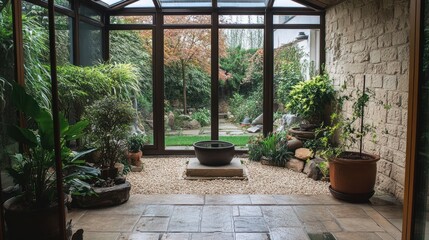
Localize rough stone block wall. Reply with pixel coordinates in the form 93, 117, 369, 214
325, 0, 409, 202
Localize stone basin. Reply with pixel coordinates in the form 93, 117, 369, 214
193, 140, 235, 166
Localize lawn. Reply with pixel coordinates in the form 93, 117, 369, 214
165, 135, 251, 146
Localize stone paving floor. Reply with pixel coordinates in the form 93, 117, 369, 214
69, 194, 403, 240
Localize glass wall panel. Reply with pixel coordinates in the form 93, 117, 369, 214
79, 4, 101, 21
273, 15, 320, 25
219, 28, 264, 149
79, 22, 102, 66
110, 30, 154, 145
111, 15, 153, 24
164, 15, 211, 24
164, 29, 211, 150
273, 29, 320, 130
219, 15, 264, 24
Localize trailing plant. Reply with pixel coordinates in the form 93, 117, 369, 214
83, 97, 134, 170
127, 134, 148, 153
7, 83, 99, 209
191, 108, 211, 127
286, 73, 335, 124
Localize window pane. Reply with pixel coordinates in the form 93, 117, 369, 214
273, 29, 320, 130
218, 0, 265, 8
79, 22, 102, 66
79, 4, 101, 21
110, 30, 154, 145
274, 15, 320, 25
219, 15, 264, 24
164, 29, 211, 150
111, 15, 153, 24
160, 0, 211, 8
125, 0, 155, 8
55, 0, 71, 8
273, 0, 307, 7
164, 15, 211, 24
56, 14, 73, 65
219, 29, 264, 148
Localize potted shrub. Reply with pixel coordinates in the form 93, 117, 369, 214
83, 96, 134, 179
127, 134, 147, 167
286, 73, 335, 140
4, 84, 99, 240
308, 77, 380, 202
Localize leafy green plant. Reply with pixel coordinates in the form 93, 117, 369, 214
191, 108, 211, 127
286, 74, 335, 124
248, 135, 264, 161
249, 131, 292, 166
83, 97, 134, 170
306, 80, 378, 160
127, 134, 148, 153
7, 83, 99, 209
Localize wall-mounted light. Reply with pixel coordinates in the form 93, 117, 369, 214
296, 32, 308, 40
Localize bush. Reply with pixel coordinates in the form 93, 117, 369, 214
191, 108, 210, 127
286, 74, 335, 124
83, 97, 134, 169
127, 134, 148, 153
248, 131, 292, 166
229, 89, 262, 123
248, 135, 264, 161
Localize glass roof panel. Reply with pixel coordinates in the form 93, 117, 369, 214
99, 0, 124, 5
160, 0, 211, 8
218, 0, 265, 8
273, 0, 307, 7
274, 15, 320, 24
125, 0, 155, 8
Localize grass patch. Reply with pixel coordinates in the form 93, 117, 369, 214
165, 135, 250, 146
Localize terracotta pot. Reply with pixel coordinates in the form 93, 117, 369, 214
128, 150, 143, 167
329, 151, 380, 202
4, 196, 68, 240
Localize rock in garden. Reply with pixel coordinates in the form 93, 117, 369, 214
282, 114, 301, 127
303, 159, 325, 181
115, 163, 124, 175
131, 164, 143, 172
287, 138, 303, 151
168, 111, 175, 130
286, 158, 305, 172
189, 119, 201, 129
252, 114, 263, 125
295, 148, 313, 160
247, 125, 262, 133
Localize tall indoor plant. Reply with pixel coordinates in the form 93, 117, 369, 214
309, 76, 380, 202
84, 96, 134, 179
4, 84, 99, 240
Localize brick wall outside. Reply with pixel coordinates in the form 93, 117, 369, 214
325, 0, 409, 202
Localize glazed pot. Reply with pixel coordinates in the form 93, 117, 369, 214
329, 151, 380, 202
288, 127, 316, 141
193, 140, 235, 166
4, 196, 68, 240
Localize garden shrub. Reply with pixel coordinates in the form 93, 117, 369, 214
229, 88, 262, 123
191, 108, 210, 127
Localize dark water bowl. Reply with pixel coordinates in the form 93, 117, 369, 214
193, 140, 235, 166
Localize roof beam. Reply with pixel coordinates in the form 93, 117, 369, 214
152, 0, 161, 9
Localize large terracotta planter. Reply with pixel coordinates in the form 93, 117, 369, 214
329, 151, 380, 202
4, 196, 68, 240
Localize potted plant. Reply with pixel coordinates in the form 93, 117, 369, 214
127, 133, 147, 167
258, 131, 292, 167
83, 96, 134, 179
4, 84, 99, 240
286, 73, 335, 140
308, 76, 380, 202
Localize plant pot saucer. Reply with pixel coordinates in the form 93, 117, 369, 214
329, 185, 374, 203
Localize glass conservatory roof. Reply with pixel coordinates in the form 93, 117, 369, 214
95, 0, 312, 9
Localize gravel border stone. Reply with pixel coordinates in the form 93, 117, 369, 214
127, 156, 330, 195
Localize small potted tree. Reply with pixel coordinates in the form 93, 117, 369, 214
286, 73, 335, 140
309, 76, 380, 202
127, 134, 147, 167
83, 96, 134, 179
4, 84, 99, 240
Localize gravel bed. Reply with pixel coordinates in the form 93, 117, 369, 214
127, 156, 330, 195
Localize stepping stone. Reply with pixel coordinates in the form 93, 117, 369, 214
184, 159, 247, 180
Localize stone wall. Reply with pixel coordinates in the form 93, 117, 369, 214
325, 0, 409, 201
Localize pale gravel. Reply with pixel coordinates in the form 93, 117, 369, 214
127, 156, 330, 195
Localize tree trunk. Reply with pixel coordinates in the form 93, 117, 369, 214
181, 60, 187, 115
